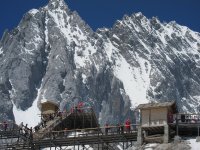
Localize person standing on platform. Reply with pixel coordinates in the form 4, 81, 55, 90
117, 123, 121, 134
125, 119, 131, 133
3, 121, 8, 131
120, 124, 124, 134
105, 123, 109, 135
19, 122, 23, 134
77, 102, 84, 113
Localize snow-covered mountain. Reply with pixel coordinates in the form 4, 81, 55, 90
0, 0, 200, 127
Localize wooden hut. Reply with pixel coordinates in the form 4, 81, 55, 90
41, 101, 59, 114
137, 101, 177, 144
137, 101, 177, 127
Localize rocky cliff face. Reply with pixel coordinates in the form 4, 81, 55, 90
0, 0, 200, 125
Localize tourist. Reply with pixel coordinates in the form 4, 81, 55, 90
167, 112, 173, 123
34, 124, 40, 132
117, 123, 121, 134
120, 124, 124, 134
125, 119, 131, 133
3, 121, 8, 131
64, 128, 68, 136
77, 102, 84, 112
28, 127, 33, 139
105, 123, 109, 135
24, 124, 29, 137
19, 122, 23, 134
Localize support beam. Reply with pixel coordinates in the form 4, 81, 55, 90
196, 126, 200, 142
176, 114, 179, 136
163, 125, 169, 143
137, 126, 143, 146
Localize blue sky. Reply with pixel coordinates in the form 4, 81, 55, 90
0, 0, 200, 38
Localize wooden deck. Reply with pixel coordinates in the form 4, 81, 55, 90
144, 134, 163, 143
32, 107, 99, 139
32, 131, 137, 149
3, 128, 137, 150
0, 108, 136, 150
3, 111, 200, 149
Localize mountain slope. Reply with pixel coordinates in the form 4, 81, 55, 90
0, 0, 200, 126
98, 13, 200, 112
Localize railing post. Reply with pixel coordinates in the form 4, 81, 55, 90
164, 125, 169, 143
83, 111, 85, 128
176, 114, 179, 136
137, 126, 143, 146
74, 137, 76, 150
82, 145, 85, 150
74, 106, 77, 130
198, 113, 200, 137
90, 108, 93, 128
98, 127, 100, 150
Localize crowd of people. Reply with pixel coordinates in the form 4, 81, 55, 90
34, 111, 63, 132
19, 122, 33, 140
104, 119, 132, 135
34, 102, 86, 132
0, 121, 33, 142
1, 102, 133, 141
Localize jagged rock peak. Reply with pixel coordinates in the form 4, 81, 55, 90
28, 9, 39, 16
134, 12, 143, 17
47, 0, 69, 10
121, 12, 146, 21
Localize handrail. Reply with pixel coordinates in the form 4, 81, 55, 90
39, 107, 94, 115
167, 113, 200, 124
33, 127, 138, 140
0, 122, 19, 131
55, 123, 139, 132
34, 123, 139, 135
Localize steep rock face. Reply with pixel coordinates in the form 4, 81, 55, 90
97, 13, 200, 112
0, 8, 47, 120
0, 0, 131, 124
0, 0, 200, 124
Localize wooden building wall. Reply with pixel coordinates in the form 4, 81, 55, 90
141, 109, 150, 126
141, 107, 168, 126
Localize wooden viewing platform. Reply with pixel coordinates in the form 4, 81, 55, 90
168, 113, 200, 136
33, 107, 99, 139
1, 126, 138, 150
0, 107, 137, 150
2, 101, 200, 149
32, 128, 137, 149
136, 101, 200, 145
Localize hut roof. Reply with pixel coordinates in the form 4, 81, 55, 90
41, 100, 59, 107
137, 101, 176, 110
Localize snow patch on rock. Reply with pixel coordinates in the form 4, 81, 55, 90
13, 88, 41, 128
114, 53, 151, 107
0, 47, 3, 55
29, 9, 39, 15
187, 138, 200, 150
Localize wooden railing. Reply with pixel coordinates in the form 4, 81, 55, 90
33, 124, 138, 140
0, 121, 19, 131
142, 119, 167, 127
150, 119, 166, 126
169, 113, 200, 124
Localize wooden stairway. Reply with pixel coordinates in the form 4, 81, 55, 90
33, 112, 71, 139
